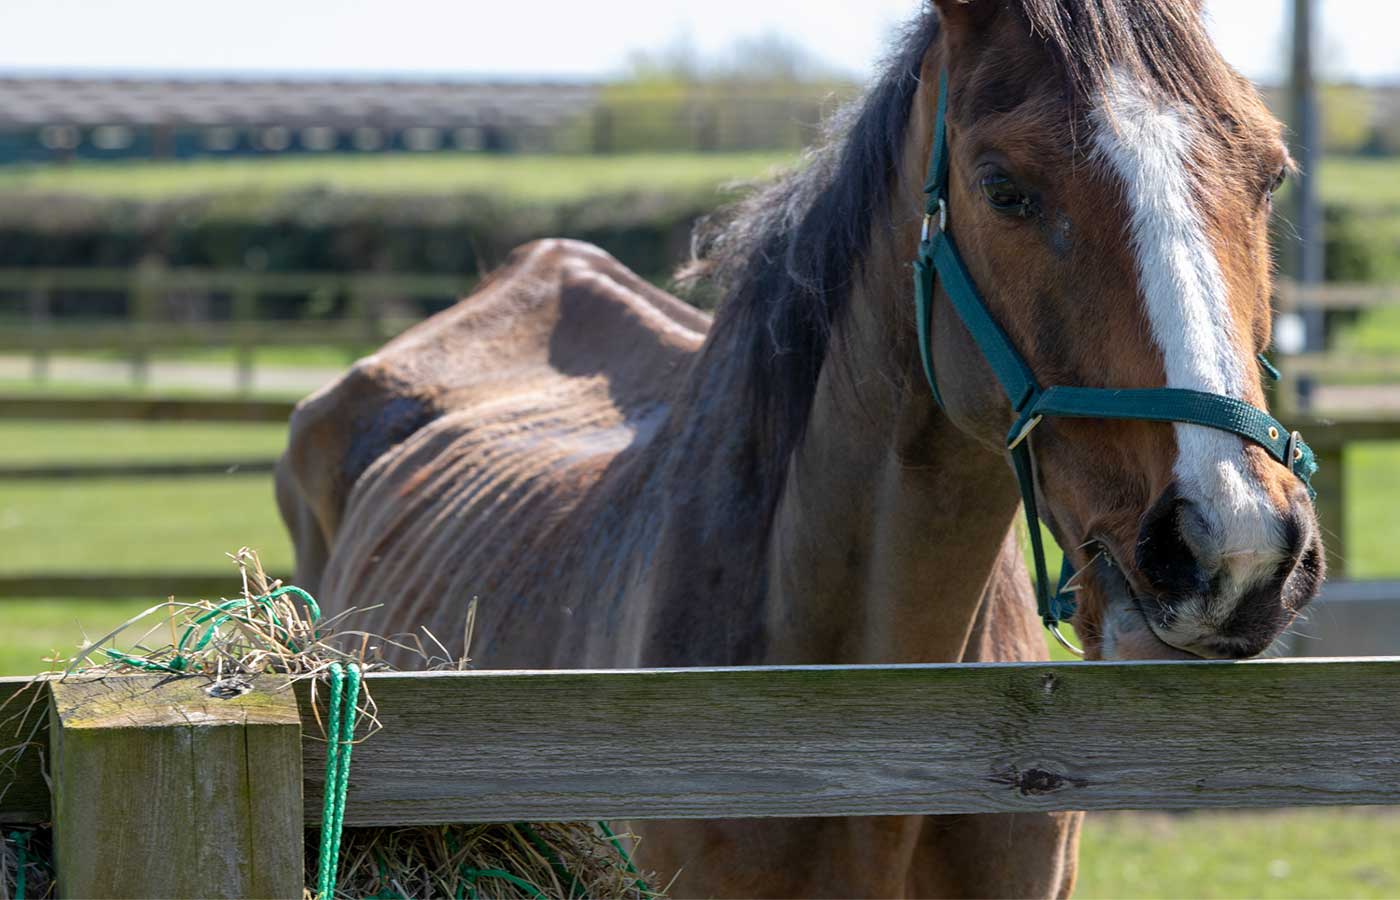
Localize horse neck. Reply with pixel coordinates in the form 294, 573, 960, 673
759, 84, 1023, 666
760, 286, 1024, 665
638, 69, 1022, 667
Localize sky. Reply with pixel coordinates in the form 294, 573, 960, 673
0, 0, 1395, 85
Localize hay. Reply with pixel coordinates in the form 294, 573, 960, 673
0, 549, 662, 900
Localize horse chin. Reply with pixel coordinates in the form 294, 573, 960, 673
1100, 596, 1202, 660
1093, 557, 1204, 661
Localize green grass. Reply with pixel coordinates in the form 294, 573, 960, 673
72, 344, 362, 368
0, 377, 307, 401
1315, 157, 1400, 209
1344, 443, 1400, 579
0, 597, 157, 676
0, 152, 1389, 207
1335, 305, 1400, 355
0, 420, 288, 465
1078, 809, 1400, 898
0, 476, 292, 574
0, 151, 796, 202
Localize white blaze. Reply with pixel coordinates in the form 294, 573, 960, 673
1091, 69, 1281, 618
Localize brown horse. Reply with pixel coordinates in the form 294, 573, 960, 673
277, 0, 1323, 895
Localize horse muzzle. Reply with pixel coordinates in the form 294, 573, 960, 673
1093, 481, 1324, 660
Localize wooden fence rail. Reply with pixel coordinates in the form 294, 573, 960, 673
4, 658, 1400, 830
5, 658, 1399, 894
1276, 282, 1400, 311
0, 394, 296, 421
0, 265, 476, 390
0, 458, 275, 480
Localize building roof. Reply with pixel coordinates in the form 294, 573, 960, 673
0, 76, 601, 129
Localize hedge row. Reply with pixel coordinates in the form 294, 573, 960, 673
0, 189, 724, 281
0, 188, 1394, 287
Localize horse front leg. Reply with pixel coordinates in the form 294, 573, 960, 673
906, 532, 1083, 899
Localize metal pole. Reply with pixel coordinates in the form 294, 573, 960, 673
1290, 0, 1325, 408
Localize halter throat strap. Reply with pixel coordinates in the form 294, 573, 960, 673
912, 70, 1317, 638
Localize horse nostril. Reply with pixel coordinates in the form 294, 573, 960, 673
1135, 488, 1212, 597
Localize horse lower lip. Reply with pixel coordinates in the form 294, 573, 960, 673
1094, 555, 1208, 660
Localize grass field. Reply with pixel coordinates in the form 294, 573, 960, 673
0, 596, 155, 675
0, 420, 287, 464
1304, 157, 1400, 209
0, 376, 308, 400
0, 151, 796, 202
1077, 809, 1400, 898
0, 476, 292, 574
0, 152, 1391, 209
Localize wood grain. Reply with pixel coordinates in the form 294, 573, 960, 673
49, 675, 302, 899
5, 660, 1399, 834
295, 658, 1400, 826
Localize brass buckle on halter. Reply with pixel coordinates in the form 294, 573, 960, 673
1285, 430, 1301, 474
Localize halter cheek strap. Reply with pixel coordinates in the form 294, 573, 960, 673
913, 72, 1318, 645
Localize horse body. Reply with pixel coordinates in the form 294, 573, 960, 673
279, 1, 1321, 895
279, 234, 1076, 896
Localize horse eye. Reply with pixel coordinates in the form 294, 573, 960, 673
1270, 168, 1288, 195
980, 173, 1033, 216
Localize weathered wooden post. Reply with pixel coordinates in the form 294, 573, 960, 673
48, 675, 303, 899
232, 279, 259, 394
27, 278, 51, 384
128, 260, 164, 389
1288, 0, 1325, 411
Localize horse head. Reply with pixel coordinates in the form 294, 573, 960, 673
924, 0, 1323, 659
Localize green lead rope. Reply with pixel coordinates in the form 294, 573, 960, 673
317, 661, 362, 900
8, 830, 27, 900
104, 585, 323, 674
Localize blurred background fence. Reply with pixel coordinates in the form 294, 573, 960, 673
1, 2, 1398, 658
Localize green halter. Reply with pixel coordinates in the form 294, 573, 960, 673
913, 72, 1318, 648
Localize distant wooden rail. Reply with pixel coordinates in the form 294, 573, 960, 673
1275, 282, 1400, 311
0, 392, 1390, 583
1, 265, 475, 390
0, 458, 275, 479
0, 573, 240, 600
0, 394, 296, 421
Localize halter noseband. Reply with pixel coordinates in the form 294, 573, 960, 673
913, 72, 1318, 653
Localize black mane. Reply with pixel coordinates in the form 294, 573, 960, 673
685, 14, 940, 483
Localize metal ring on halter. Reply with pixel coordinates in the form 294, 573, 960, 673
920, 199, 949, 244
1048, 621, 1085, 657
1008, 414, 1044, 450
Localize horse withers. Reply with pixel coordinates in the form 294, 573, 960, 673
277, 1, 1323, 895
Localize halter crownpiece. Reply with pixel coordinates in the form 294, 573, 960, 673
912, 71, 1318, 652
